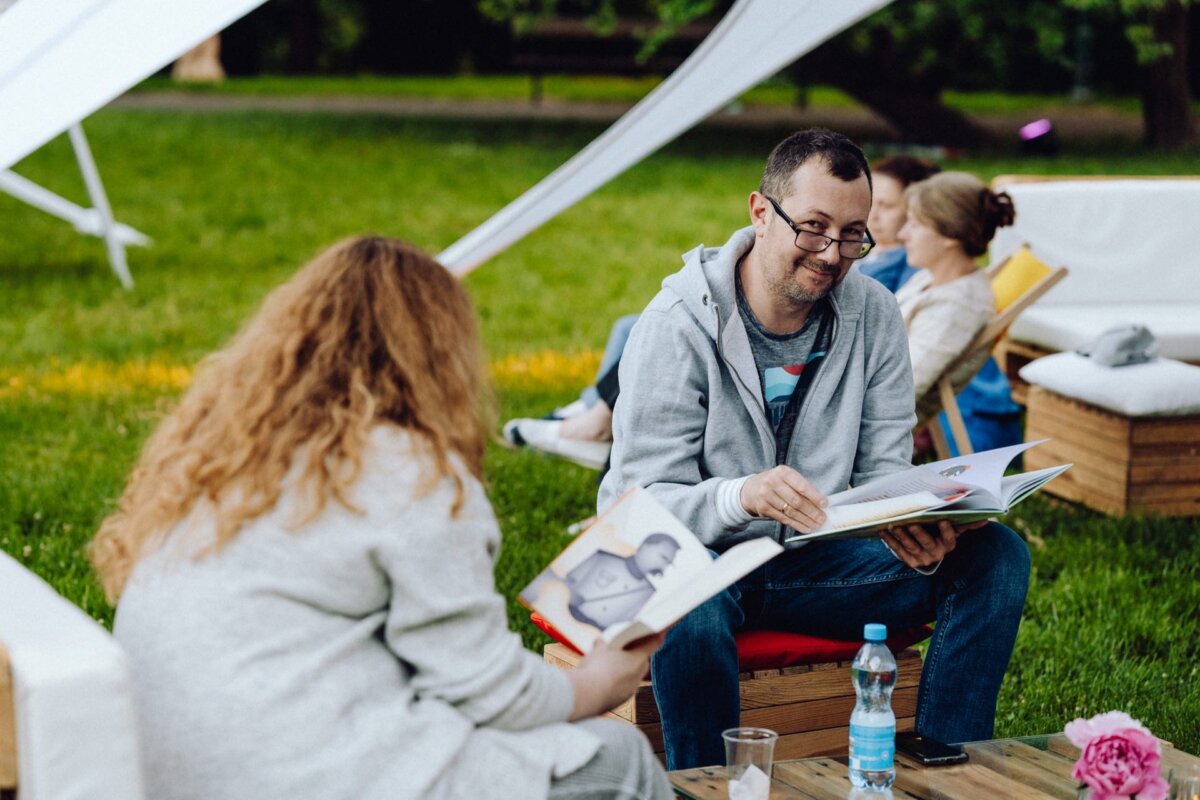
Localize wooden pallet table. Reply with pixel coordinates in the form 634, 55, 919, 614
670, 733, 1200, 799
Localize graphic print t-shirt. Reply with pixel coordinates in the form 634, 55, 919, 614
736, 279, 830, 435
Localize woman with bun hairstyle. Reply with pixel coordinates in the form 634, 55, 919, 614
895, 172, 1016, 421
91, 236, 672, 800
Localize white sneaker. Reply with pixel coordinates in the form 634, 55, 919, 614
551, 399, 589, 420
508, 418, 611, 470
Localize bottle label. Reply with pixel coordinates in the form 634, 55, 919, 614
849, 723, 895, 772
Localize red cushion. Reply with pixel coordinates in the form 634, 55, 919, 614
734, 626, 933, 671
531, 612, 932, 670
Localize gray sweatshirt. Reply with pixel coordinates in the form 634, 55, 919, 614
116, 427, 599, 800
599, 226, 916, 549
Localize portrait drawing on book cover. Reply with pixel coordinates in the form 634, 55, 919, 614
563, 533, 681, 631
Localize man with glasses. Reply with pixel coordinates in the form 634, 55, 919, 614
598, 129, 1030, 770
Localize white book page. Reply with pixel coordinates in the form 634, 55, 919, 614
1000, 463, 1072, 506
605, 536, 783, 649
825, 468, 969, 507
804, 491, 945, 536
921, 440, 1046, 505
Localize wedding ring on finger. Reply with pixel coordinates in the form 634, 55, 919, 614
782, 503, 790, 515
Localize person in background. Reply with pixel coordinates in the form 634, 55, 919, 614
895, 171, 1016, 424
501, 315, 635, 471
90, 236, 673, 800
856, 155, 942, 292
860, 158, 1022, 457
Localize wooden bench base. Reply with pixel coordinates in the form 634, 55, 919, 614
1, 644, 17, 796
1025, 386, 1200, 516
545, 642, 921, 763
995, 338, 1053, 406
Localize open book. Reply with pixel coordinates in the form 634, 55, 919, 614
786, 439, 1070, 543
519, 487, 782, 654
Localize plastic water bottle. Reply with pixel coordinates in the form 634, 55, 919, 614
849, 623, 897, 791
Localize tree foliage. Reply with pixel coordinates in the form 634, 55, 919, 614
478, 0, 720, 60
1065, 0, 1195, 64
480, 0, 1193, 148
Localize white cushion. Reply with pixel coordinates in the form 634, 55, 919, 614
1008, 304, 1200, 362
990, 179, 1200, 306
1019, 352, 1200, 417
0, 552, 144, 799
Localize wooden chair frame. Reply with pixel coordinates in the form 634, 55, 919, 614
920, 246, 1068, 460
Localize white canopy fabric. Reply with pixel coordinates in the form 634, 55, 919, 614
439, 0, 890, 275
0, 0, 889, 278
0, 0, 268, 172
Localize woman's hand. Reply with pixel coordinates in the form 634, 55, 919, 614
567, 632, 666, 721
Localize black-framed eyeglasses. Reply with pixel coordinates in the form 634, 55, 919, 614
766, 196, 875, 260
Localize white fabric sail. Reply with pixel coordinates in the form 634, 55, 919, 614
0, 0, 269, 171
439, 0, 889, 275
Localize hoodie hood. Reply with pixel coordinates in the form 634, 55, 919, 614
662, 225, 876, 346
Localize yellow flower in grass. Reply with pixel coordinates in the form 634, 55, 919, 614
489, 349, 603, 394
0, 360, 193, 399
0, 349, 600, 401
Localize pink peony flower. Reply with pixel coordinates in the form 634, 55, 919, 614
1064, 712, 1169, 800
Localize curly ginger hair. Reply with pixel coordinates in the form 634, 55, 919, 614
90, 236, 491, 600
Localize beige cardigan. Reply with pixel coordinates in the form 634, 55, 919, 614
895, 269, 996, 421
115, 426, 599, 800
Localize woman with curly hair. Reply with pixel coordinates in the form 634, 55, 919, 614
92, 236, 671, 800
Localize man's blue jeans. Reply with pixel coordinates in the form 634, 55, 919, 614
649, 522, 1031, 770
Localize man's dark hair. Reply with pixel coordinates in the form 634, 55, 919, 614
759, 128, 872, 200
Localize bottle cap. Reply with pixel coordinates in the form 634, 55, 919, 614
863, 623, 887, 642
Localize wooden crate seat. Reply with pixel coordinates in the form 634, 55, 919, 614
544, 633, 924, 763
1025, 385, 1200, 517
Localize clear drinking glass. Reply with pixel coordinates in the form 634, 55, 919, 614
1169, 765, 1200, 800
722, 727, 777, 800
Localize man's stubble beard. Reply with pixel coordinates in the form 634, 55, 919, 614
765, 255, 844, 306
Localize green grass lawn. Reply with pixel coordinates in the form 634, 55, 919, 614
136, 73, 1197, 117
2, 106, 1197, 753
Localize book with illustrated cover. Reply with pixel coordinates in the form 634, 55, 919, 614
786, 439, 1071, 543
519, 487, 782, 654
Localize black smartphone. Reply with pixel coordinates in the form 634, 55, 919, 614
895, 732, 969, 766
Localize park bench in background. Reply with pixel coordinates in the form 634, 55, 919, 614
987, 176, 1200, 517
989, 175, 1200, 403
511, 17, 714, 105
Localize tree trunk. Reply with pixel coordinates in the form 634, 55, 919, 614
800, 31, 993, 148
837, 84, 994, 148
1141, 1, 1196, 150
285, 0, 321, 74
171, 35, 225, 83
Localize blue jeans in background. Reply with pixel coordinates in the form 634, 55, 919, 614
649, 522, 1031, 770
580, 314, 640, 409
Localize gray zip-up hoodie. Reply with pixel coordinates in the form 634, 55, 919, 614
598, 226, 916, 550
